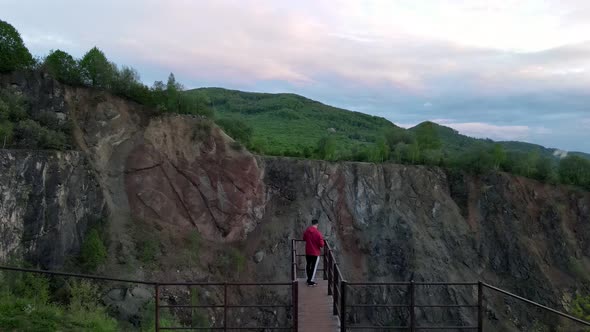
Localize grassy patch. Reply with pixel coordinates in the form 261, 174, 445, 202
215, 247, 246, 279
136, 239, 159, 264
0, 272, 117, 331
79, 228, 108, 272
130, 218, 162, 267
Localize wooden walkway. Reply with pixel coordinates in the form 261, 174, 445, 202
298, 279, 339, 331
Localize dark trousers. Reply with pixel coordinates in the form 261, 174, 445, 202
305, 255, 319, 283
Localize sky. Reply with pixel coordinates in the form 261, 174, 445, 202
2, 0, 590, 153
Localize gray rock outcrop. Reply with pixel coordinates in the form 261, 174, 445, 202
0, 150, 106, 269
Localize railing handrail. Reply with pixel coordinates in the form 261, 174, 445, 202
0, 265, 157, 285
347, 281, 479, 286
0, 265, 297, 331
310, 241, 590, 331
0, 265, 292, 286
483, 282, 590, 327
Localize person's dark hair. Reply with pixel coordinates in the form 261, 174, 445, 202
311, 219, 319, 225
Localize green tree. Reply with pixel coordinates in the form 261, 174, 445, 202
415, 122, 441, 150
44, 49, 81, 85
391, 143, 407, 163
369, 137, 389, 162
151, 80, 167, 111
405, 142, 421, 164
13, 119, 67, 150
112, 65, 139, 94
12, 119, 43, 148
559, 155, 590, 189
165, 73, 182, 112
178, 92, 213, 117
79, 47, 113, 88
457, 146, 494, 174
534, 156, 554, 181
491, 144, 506, 170
421, 149, 443, 166
216, 118, 253, 145
524, 151, 540, 178
0, 20, 34, 72
316, 136, 336, 160
384, 127, 414, 147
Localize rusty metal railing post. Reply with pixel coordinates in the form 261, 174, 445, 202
291, 240, 295, 280
333, 264, 339, 315
155, 283, 160, 332
323, 245, 328, 280
478, 281, 483, 332
327, 249, 333, 296
293, 280, 298, 331
341, 280, 347, 332
410, 280, 415, 332
224, 283, 228, 332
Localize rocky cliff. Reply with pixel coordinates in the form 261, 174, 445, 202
1, 71, 589, 330
0, 150, 106, 268
256, 158, 590, 330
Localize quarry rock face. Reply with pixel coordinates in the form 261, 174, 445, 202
125, 117, 266, 242
256, 158, 590, 330
0, 150, 106, 269
2, 72, 590, 330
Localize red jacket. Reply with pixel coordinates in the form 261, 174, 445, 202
303, 226, 325, 256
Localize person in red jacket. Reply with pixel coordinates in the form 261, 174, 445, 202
303, 219, 325, 286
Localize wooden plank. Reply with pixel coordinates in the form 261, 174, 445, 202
298, 279, 339, 332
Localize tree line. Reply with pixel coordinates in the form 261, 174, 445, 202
1, 19, 212, 118
237, 121, 590, 191
1, 19, 213, 150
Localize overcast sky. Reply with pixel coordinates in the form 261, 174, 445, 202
2, 0, 590, 152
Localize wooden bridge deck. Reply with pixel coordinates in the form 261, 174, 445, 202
298, 279, 339, 331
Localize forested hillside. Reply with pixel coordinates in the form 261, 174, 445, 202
192, 87, 399, 157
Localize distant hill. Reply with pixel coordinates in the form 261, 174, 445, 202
409, 121, 590, 161
189, 87, 589, 161
189, 87, 399, 155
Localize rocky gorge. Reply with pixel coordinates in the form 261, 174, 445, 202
0, 71, 589, 330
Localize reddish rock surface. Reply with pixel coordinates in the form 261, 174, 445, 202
125, 117, 266, 242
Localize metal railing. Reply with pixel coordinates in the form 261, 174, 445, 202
342, 281, 480, 331
0, 265, 297, 331
292, 239, 347, 327
311, 241, 590, 331
291, 239, 299, 330
4, 239, 590, 331
156, 281, 295, 331
324, 241, 347, 329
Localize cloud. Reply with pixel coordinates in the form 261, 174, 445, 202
21, 33, 74, 49
435, 121, 531, 141
2, 0, 590, 152
5, 0, 590, 93
553, 150, 568, 158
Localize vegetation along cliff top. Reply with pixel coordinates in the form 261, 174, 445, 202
1, 17, 589, 192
